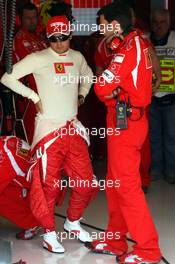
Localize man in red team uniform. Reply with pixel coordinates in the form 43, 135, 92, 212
13, 3, 47, 144
94, 7, 161, 192
85, 3, 162, 264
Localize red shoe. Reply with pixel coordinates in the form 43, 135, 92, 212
85, 240, 126, 256
16, 226, 39, 240
117, 252, 161, 264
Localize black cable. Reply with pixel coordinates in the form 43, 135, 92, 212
0, 0, 7, 62
55, 213, 171, 264
5, 0, 16, 74
0, 0, 16, 72
161, 256, 171, 264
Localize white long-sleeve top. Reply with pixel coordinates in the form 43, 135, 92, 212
1, 47, 93, 148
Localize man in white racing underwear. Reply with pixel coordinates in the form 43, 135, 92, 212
1, 15, 99, 253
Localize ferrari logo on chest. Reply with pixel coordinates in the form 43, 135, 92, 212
54, 63, 66, 74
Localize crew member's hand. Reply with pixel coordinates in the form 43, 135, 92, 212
105, 89, 118, 99
78, 95, 85, 107
35, 100, 43, 114
152, 77, 161, 94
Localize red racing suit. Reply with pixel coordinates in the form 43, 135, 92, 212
29, 121, 99, 231
13, 29, 47, 144
94, 31, 161, 261
95, 30, 152, 187
0, 136, 38, 229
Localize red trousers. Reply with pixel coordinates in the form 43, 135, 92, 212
0, 136, 38, 229
0, 184, 38, 229
104, 111, 161, 261
31, 130, 99, 230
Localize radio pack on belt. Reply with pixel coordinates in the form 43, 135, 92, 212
116, 101, 128, 129
115, 87, 144, 130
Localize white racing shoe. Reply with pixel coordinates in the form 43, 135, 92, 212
64, 218, 92, 243
43, 231, 65, 253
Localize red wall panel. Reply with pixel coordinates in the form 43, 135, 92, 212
69, 0, 112, 8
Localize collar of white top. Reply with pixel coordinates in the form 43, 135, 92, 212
49, 47, 70, 57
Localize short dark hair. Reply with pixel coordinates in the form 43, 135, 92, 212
97, 2, 133, 33
19, 2, 38, 19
